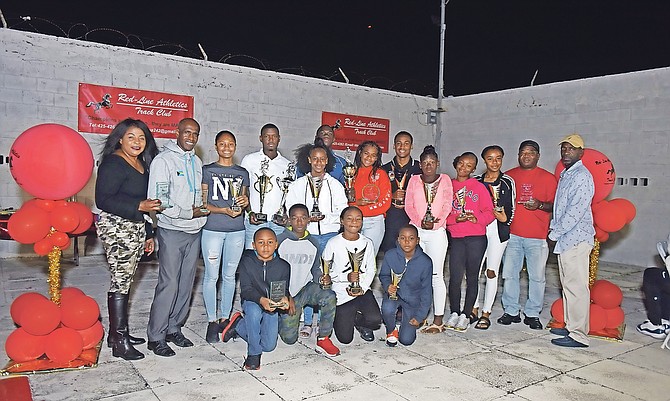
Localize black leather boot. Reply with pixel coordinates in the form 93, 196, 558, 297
107, 292, 145, 360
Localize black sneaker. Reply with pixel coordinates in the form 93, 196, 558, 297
206, 321, 222, 343
222, 312, 242, 343
355, 325, 375, 342
497, 313, 521, 325
166, 331, 194, 347
523, 314, 543, 330
244, 354, 261, 370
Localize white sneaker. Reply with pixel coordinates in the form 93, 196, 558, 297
636, 320, 667, 339
662, 319, 670, 335
445, 312, 459, 328
455, 313, 470, 331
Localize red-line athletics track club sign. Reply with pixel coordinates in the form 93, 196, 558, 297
322, 111, 390, 153
78, 83, 194, 138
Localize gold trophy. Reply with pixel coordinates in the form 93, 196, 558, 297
253, 159, 273, 222
229, 176, 243, 213
422, 181, 437, 224
456, 186, 467, 219
320, 256, 333, 290
342, 147, 357, 203
489, 183, 503, 212
389, 166, 408, 207
272, 162, 296, 225
308, 175, 324, 219
389, 269, 405, 301
347, 246, 367, 296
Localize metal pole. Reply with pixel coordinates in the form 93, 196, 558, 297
435, 0, 447, 155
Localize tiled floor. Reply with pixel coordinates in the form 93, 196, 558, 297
0, 253, 667, 401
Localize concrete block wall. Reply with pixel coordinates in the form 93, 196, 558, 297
0, 29, 437, 257
440, 70, 670, 266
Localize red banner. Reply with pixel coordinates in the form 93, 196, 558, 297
77, 83, 194, 138
321, 111, 390, 153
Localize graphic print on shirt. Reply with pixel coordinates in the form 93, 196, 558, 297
209, 174, 243, 202
452, 187, 479, 213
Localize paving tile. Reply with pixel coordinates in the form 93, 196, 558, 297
613, 342, 670, 376
151, 370, 282, 401
308, 382, 409, 401
104, 389, 161, 401
515, 372, 639, 401
570, 359, 670, 400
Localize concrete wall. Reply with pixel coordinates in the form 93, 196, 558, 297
1, 28, 668, 266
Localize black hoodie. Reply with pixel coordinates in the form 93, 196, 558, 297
239, 249, 291, 305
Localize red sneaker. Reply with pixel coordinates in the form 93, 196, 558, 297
316, 336, 340, 356
386, 328, 399, 347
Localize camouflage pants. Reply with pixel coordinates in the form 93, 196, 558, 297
95, 211, 146, 294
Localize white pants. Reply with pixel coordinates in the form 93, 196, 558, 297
558, 242, 593, 345
416, 226, 448, 317
362, 214, 385, 257
474, 221, 508, 314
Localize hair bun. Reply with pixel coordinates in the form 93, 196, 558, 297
423, 145, 435, 152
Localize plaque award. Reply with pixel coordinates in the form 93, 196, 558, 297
320, 256, 333, 290
229, 176, 244, 213
200, 186, 209, 213
422, 180, 438, 224
308, 175, 324, 219
269, 280, 288, 309
389, 268, 406, 301
489, 183, 503, 212
342, 148, 357, 203
155, 182, 172, 210
347, 246, 367, 296
272, 162, 296, 225
456, 186, 467, 219
253, 159, 273, 222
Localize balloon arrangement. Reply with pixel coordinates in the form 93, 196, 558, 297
4, 124, 99, 371
550, 148, 635, 340
6, 289, 103, 364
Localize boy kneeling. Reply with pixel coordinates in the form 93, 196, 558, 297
380, 225, 433, 346
221, 228, 290, 370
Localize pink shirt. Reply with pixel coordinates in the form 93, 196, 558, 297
405, 174, 453, 230
446, 177, 495, 238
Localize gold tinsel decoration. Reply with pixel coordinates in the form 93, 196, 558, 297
588, 239, 600, 289
47, 246, 62, 305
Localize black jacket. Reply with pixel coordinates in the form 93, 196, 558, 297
239, 249, 291, 305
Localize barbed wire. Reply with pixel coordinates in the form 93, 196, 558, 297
3, 12, 435, 96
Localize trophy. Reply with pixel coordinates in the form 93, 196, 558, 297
456, 186, 467, 219
155, 182, 172, 210
347, 246, 367, 296
342, 148, 357, 203
518, 183, 534, 205
272, 162, 296, 225
200, 186, 209, 213
422, 181, 437, 224
390, 166, 408, 207
389, 269, 405, 301
489, 183, 503, 212
320, 256, 333, 290
253, 159, 273, 222
308, 175, 324, 219
269, 280, 288, 309
229, 176, 244, 213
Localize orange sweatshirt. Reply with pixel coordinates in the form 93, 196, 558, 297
351, 166, 392, 217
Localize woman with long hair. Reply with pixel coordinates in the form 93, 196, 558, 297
404, 145, 453, 333
95, 118, 161, 360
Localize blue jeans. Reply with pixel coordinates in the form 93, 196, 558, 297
312, 231, 338, 252
381, 297, 420, 346
501, 234, 549, 317
201, 229, 245, 322
236, 300, 279, 357
244, 219, 285, 249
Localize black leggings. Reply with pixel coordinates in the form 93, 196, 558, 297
642, 267, 670, 324
448, 235, 487, 315
333, 291, 382, 344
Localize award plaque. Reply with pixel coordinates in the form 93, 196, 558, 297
361, 183, 380, 203
389, 269, 406, 301
229, 176, 244, 213
253, 159, 273, 222
518, 183, 534, 204
347, 246, 366, 296
200, 187, 209, 213
155, 182, 172, 210
489, 183, 503, 212
272, 162, 296, 225
269, 280, 288, 309
308, 175, 324, 219
320, 257, 333, 290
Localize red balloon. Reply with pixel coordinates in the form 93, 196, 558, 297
591, 280, 623, 309
9, 124, 94, 199
589, 304, 607, 332
60, 295, 100, 330
5, 328, 46, 362
609, 198, 636, 224
20, 298, 61, 336
554, 148, 615, 204
77, 321, 104, 349
604, 306, 625, 328
60, 287, 86, 302
50, 204, 80, 233
594, 225, 609, 242
22, 198, 58, 212
550, 298, 564, 323
34, 238, 53, 256
49, 231, 70, 248
10, 292, 48, 325
69, 202, 94, 235
45, 327, 83, 363
593, 200, 626, 233
7, 207, 50, 244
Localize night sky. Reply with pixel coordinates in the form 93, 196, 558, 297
4, 1, 670, 96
